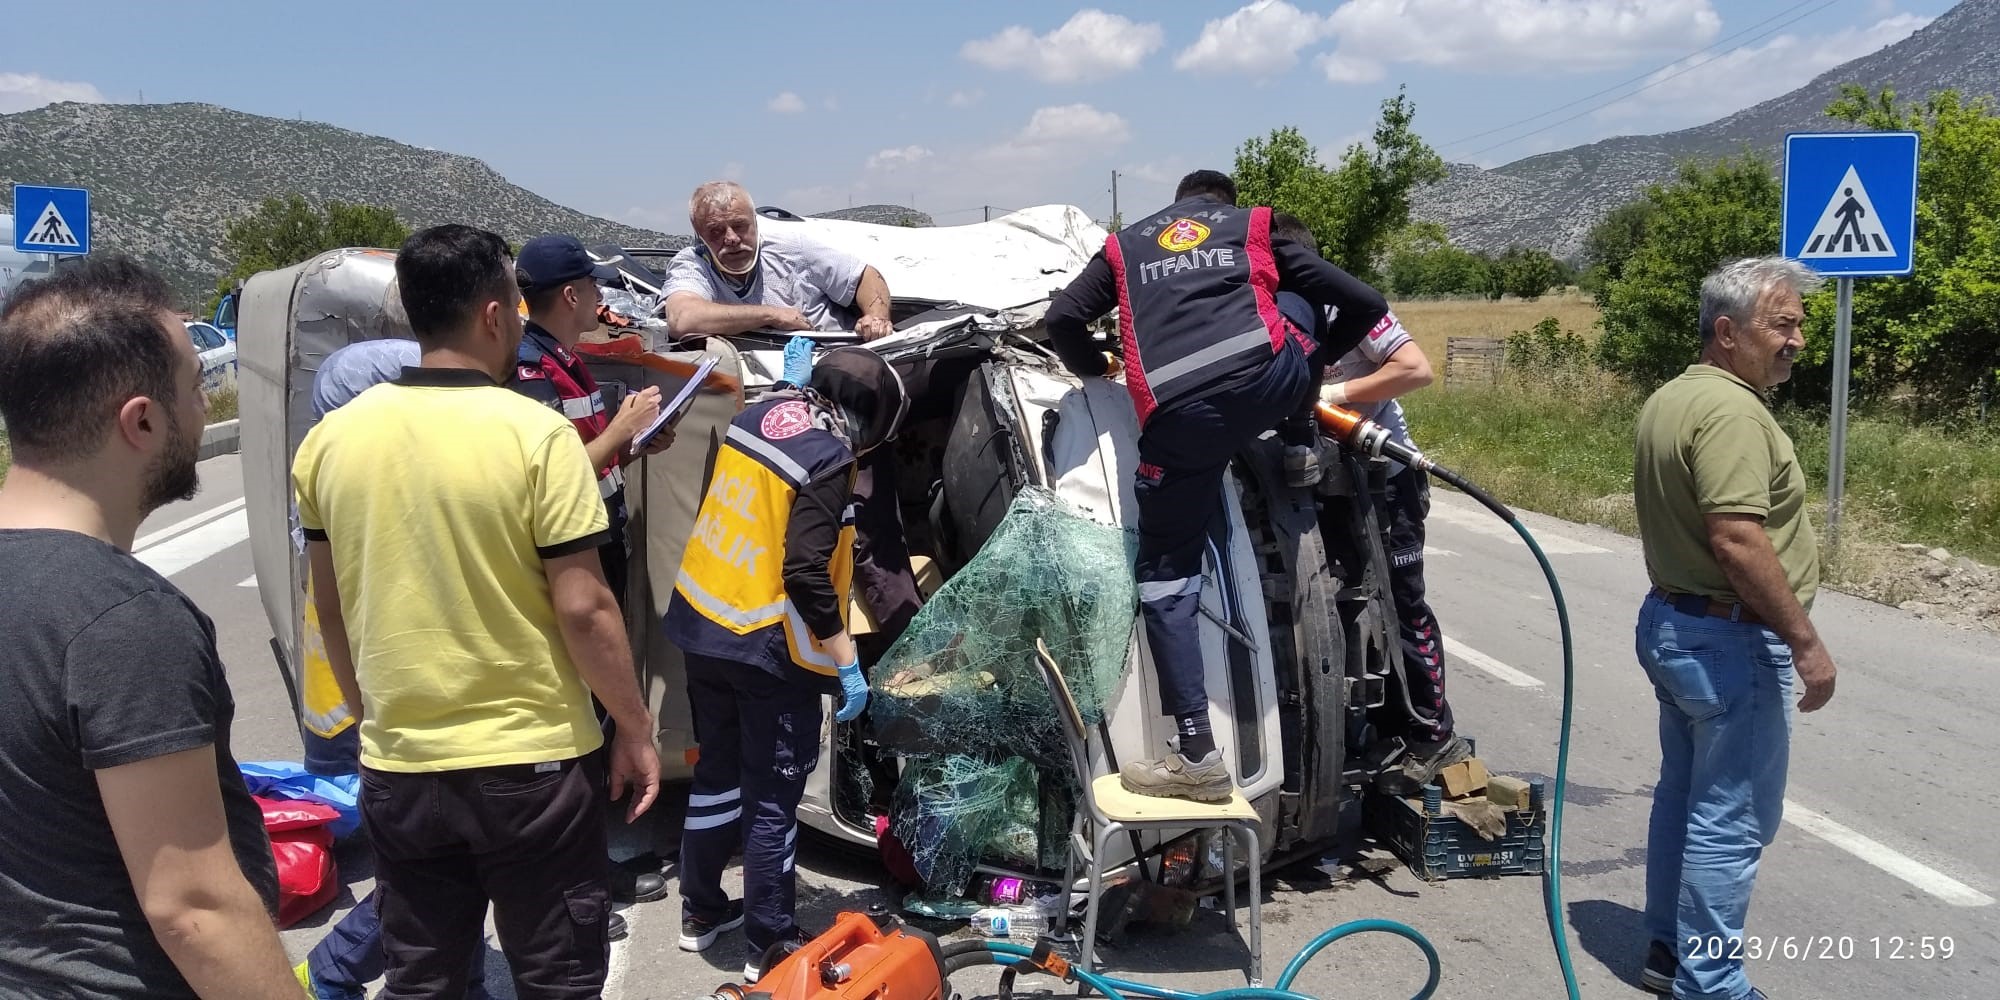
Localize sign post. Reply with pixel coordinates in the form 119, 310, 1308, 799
12, 185, 92, 257
1781, 131, 1918, 554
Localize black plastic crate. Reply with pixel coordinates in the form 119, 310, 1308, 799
1365, 780, 1548, 882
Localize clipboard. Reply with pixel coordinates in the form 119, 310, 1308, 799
630, 355, 718, 455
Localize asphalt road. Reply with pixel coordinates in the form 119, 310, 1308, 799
142, 452, 1996, 1000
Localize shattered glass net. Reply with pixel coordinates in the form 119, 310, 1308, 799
871, 486, 1137, 899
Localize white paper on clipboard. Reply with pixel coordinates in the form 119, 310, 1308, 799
630, 355, 718, 454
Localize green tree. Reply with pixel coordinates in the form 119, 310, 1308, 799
1801, 86, 2000, 414
1581, 199, 1656, 300
1384, 222, 1493, 297
209, 195, 409, 312
1594, 153, 1781, 388
1492, 246, 1564, 300
1233, 86, 1446, 281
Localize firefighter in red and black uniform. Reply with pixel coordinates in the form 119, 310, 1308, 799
509, 234, 674, 607
1044, 170, 1390, 802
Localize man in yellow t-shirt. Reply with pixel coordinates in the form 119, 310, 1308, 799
292, 224, 659, 999
1630, 255, 1839, 1000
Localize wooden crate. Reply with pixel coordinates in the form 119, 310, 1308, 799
1444, 337, 1507, 389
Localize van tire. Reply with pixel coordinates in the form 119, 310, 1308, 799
1232, 438, 1349, 853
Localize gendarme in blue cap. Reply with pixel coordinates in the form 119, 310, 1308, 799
516, 234, 620, 290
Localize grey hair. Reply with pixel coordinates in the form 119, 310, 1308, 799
1698, 256, 1823, 341
689, 181, 752, 223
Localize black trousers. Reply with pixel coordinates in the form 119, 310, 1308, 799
679, 653, 826, 957
1378, 465, 1455, 744
361, 754, 611, 1000
1135, 339, 1315, 719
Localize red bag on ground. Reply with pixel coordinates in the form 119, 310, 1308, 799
875, 813, 922, 890
256, 794, 340, 928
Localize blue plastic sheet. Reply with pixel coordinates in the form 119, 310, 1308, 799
239, 761, 362, 841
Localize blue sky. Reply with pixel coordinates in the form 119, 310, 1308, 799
0, 1, 1956, 235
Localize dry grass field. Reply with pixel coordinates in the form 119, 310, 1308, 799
1388, 290, 1602, 363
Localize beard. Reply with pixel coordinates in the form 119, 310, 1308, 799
140, 408, 201, 514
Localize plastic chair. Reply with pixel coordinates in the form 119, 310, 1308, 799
1032, 638, 1265, 986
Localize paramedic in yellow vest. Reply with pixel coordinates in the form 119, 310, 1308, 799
662, 346, 908, 984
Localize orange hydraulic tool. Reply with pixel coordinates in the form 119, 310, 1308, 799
701, 910, 949, 1000
1315, 400, 1433, 473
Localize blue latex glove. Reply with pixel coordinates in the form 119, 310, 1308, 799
834, 659, 869, 723
782, 335, 815, 386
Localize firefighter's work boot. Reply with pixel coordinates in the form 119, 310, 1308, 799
1376, 734, 1472, 797
1283, 443, 1323, 488
1120, 749, 1235, 802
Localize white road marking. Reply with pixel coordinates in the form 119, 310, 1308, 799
135, 509, 248, 578
1427, 503, 1610, 555
1423, 546, 1459, 558
1783, 801, 1995, 907
133, 497, 246, 552
606, 905, 635, 997
237, 574, 258, 588
1444, 638, 1544, 688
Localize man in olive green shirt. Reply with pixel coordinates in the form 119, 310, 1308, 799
1630, 256, 1839, 1000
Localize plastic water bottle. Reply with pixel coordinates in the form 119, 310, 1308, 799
970, 905, 1052, 939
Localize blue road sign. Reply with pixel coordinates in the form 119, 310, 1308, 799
12, 184, 90, 255
1782, 131, 1918, 277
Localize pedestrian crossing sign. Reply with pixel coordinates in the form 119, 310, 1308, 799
1782, 132, 1917, 277
12, 185, 90, 256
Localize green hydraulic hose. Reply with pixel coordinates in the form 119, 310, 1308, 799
951, 420, 1586, 998
1421, 463, 1581, 1000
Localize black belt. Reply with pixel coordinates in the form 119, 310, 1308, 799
1651, 586, 1764, 626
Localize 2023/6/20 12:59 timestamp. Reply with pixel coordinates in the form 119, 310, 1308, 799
1685, 936, 1956, 961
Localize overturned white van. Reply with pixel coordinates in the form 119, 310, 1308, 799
236, 205, 1405, 892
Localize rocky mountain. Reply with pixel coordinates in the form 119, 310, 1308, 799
0, 102, 689, 306
1414, 0, 2000, 260
810, 204, 934, 227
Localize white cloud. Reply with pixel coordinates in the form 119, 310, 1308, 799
1008, 104, 1131, 151
1318, 0, 1721, 82
1174, 1, 1335, 78
767, 91, 807, 114
960, 9, 1165, 83
947, 88, 984, 108
1597, 14, 1932, 125
867, 145, 934, 170
0, 72, 105, 113
1317, 52, 1383, 84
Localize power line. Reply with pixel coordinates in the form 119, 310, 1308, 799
1450, 0, 1841, 161
1438, 0, 1824, 153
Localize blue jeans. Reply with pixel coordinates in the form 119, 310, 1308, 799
1635, 591, 1795, 1000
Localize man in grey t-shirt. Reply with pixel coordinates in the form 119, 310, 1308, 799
0, 254, 295, 999
663, 180, 896, 341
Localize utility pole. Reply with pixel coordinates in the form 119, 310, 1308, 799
983, 205, 991, 222
1110, 170, 1121, 229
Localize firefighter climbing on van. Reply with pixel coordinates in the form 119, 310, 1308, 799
1044, 169, 1391, 802
661, 345, 910, 983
